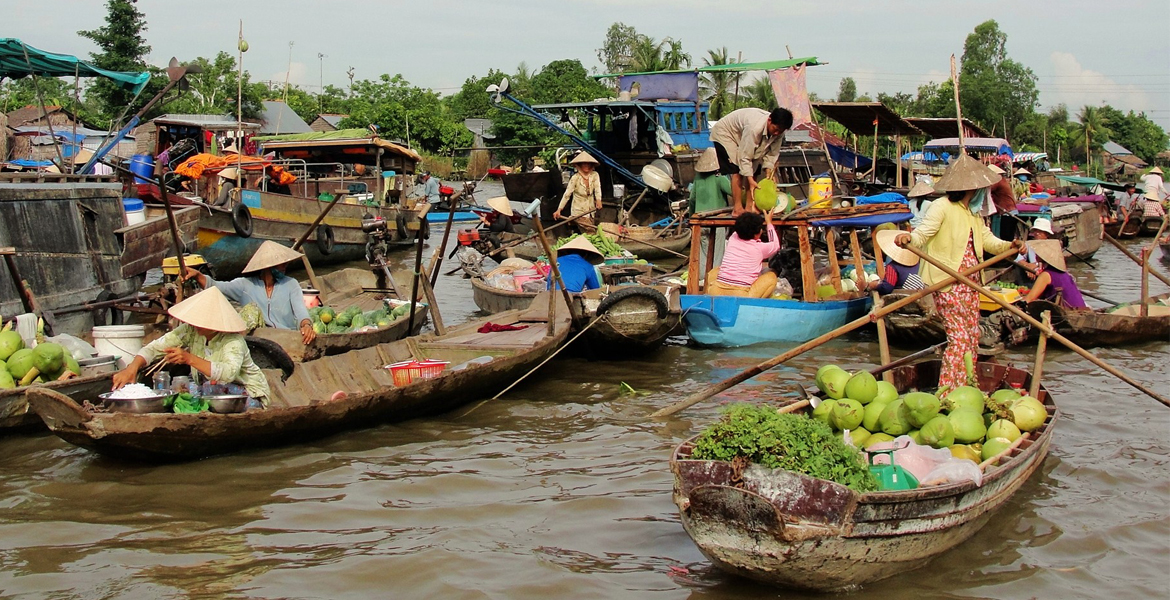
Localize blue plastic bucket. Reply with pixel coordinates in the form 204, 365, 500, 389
129, 154, 155, 184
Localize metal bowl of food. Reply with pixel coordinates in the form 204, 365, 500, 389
205, 394, 249, 414
98, 391, 169, 414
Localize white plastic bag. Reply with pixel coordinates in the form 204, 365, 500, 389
920, 458, 983, 487
46, 334, 98, 360
868, 436, 952, 482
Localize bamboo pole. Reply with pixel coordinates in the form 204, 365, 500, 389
532, 216, 582, 325
1029, 311, 1050, 398
851, 228, 891, 381
417, 262, 446, 335
1104, 234, 1170, 287
650, 248, 1021, 418
951, 54, 965, 152
406, 225, 425, 334
903, 245, 1170, 407
154, 171, 188, 302
429, 195, 460, 289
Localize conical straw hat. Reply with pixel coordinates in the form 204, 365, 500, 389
168, 286, 247, 333
556, 235, 604, 263
933, 154, 1001, 193
907, 180, 937, 198
1149, 166, 1163, 175
242, 240, 304, 273
1014, 168, 1031, 176
486, 196, 513, 216
695, 147, 719, 173
875, 229, 918, 266
1029, 239, 1066, 272
219, 167, 238, 180
987, 164, 1005, 174
570, 151, 599, 165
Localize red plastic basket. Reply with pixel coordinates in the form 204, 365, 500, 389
385, 360, 449, 386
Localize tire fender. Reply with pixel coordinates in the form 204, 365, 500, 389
316, 224, 335, 255
595, 286, 669, 320
232, 203, 253, 238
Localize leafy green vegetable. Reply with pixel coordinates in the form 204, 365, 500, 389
552, 232, 628, 258
164, 393, 209, 413
690, 404, 878, 492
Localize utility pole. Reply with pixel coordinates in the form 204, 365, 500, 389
317, 52, 327, 112
347, 67, 355, 95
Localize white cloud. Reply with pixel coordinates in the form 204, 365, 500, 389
269, 61, 310, 89
1046, 52, 1153, 113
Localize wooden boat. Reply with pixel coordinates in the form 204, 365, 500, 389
1160, 238, 1170, 265
1027, 292, 1170, 346
680, 294, 872, 348
882, 292, 1023, 352
26, 295, 572, 461
1015, 199, 1103, 258
248, 268, 427, 363
671, 359, 1056, 591
0, 371, 115, 434
1139, 215, 1166, 237
1103, 217, 1141, 239
505, 229, 692, 262
470, 277, 682, 354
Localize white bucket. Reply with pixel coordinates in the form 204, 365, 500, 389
92, 325, 145, 369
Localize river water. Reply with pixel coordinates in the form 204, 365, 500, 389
0, 194, 1166, 599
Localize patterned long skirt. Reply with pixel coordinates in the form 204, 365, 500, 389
934, 239, 980, 391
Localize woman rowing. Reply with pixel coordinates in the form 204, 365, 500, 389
1022, 239, 1089, 310
553, 152, 603, 234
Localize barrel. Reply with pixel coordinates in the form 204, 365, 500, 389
92, 325, 145, 369
122, 198, 146, 226
809, 176, 833, 208
129, 153, 154, 184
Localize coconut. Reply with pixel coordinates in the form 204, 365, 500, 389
812, 399, 839, 425
33, 343, 65, 377
946, 386, 986, 413
878, 399, 912, 436
983, 412, 996, 428
862, 432, 895, 449
1009, 396, 1047, 432
987, 419, 1021, 442
903, 391, 941, 428
819, 369, 850, 400
815, 365, 845, 393
862, 401, 888, 432
844, 371, 879, 404
874, 381, 898, 404
948, 409, 987, 444
0, 367, 13, 389
948, 444, 980, 462
831, 398, 865, 431
6, 348, 36, 380
908, 429, 924, 445
64, 354, 81, 376
990, 388, 1021, 405
844, 427, 871, 447
920, 415, 955, 449
981, 437, 1014, 462
0, 330, 22, 361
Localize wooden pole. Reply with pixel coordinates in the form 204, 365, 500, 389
416, 263, 446, 335
797, 225, 817, 302
618, 188, 649, 228
406, 225, 425, 334
291, 193, 346, 251
482, 207, 600, 262
704, 227, 717, 284
650, 248, 1020, 418
1140, 247, 1150, 317
155, 171, 188, 302
851, 228, 891, 381
826, 229, 842, 293
1104, 234, 1170, 287
532, 216, 582, 325
895, 135, 903, 188
0, 248, 36, 314
904, 245, 1169, 407
1029, 310, 1050, 398
429, 196, 459, 289
607, 228, 690, 260
871, 118, 879, 184
687, 223, 702, 294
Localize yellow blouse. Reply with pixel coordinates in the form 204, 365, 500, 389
557, 171, 602, 217
909, 198, 1013, 290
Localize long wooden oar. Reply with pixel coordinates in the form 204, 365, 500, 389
650, 248, 1020, 418
290, 192, 348, 304
1104, 233, 1170, 287
483, 208, 601, 261
904, 245, 1169, 407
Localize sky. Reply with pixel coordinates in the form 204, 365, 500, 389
8, 0, 1170, 132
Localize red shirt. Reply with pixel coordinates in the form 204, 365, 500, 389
989, 177, 1016, 213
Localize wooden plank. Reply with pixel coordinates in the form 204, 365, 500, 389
688, 223, 701, 294
825, 228, 842, 294
704, 227, 717, 282
797, 225, 818, 302
853, 228, 892, 382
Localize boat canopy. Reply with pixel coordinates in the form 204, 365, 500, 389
1013, 152, 1047, 163
808, 211, 911, 228
812, 102, 922, 137
0, 38, 150, 94
594, 57, 820, 79
1054, 174, 1128, 192
924, 137, 1013, 157
257, 128, 421, 162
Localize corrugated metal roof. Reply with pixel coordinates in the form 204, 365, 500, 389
1103, 141, 1132, 156
152, 114, 261, 129
259, 101, 312, 135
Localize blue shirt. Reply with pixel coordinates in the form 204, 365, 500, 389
207, 272, 311, 330
423, 177, 441, 203
547, 254, 600, 293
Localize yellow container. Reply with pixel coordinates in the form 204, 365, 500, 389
809, 176, 833, 208
979, 288, 1020, 312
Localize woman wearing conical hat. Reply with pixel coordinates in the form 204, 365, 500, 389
1022, 239, 1089, 310
548, 236, 602, 293
184, 241, 316, 344
553, 151, 603, 234
895, 155, 1023, 391
111, 287, 271, 404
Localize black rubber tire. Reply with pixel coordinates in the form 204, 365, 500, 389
93, 289, 124, 327
595, 286, 670, 320
232, 203, 253, 238
316, 224, 335, 255
244, 336, 296, 381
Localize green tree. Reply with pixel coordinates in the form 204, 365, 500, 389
78, 0, 151, 124
1071, 105, 1111, 171
1099, 105, 1168, 163
339, 74, 469, 154
958, 20, 1039, 140
258, 83, 321, 123
742, 77, 777, 110
660, 38, 691, 71
837, 77, 857, 102
876, 91, 913, 115
530, 59, 610, 105
596, 22, 640, 75
0, 77, 76, 113
165, 52, 263, 119
700, 47, 735, 119
907, 79, 956, 118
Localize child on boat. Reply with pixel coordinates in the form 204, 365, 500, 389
707, 211, 780, 298
869, 229, 923, 294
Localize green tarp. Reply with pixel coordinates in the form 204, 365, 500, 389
595, 57, 819, 78
0, 38, 150, 93
1055, 174, 1127, 192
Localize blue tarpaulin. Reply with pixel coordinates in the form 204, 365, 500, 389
809, 211, 912, 228
854, 192, 908, 206
0, 38, 149, 93
826, 143, 872, 169
6, 159, 54, 168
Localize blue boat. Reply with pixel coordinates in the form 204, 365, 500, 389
680, 295, 872, 348
425, 210, 483, 223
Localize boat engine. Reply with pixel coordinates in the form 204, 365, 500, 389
160, 254, 213, 301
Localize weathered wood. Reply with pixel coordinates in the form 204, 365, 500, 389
796, 225, 817, 302
417, 263, 446, 336
852, 228, 892, 381
825, 229, 842, 294
1029, 311, 1050, 398
688, 223, 702, 295
705, 227, 717, 280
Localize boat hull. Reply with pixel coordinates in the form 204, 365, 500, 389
672, 360, 1055, 591
508, 231, 691, 262
680, 294, 872, 347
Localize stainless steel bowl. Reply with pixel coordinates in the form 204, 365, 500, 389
98, 392, 169, 414
205, 394, 249, 414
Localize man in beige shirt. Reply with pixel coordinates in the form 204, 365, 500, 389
709, 107, 793, 215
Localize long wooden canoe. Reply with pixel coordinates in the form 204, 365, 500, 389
27, 295, 572, 461
671, 360, 1055, 591
1027, 293, 1170, 346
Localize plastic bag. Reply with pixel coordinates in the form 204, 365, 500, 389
485, 273, 516, 291
773, 278, 794, 298
45, 334, 98, 360
868, 436, 952, 482
920, 458, 983, 487
520, 279, 547, 293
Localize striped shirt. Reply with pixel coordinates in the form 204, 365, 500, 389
716, 224, 780, 287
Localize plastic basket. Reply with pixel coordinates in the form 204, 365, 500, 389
385, 359, 449, 386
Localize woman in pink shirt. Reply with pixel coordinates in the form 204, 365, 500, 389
707, 211, 781, 298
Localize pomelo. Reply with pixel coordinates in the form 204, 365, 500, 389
990, 388, 1021, 405
987, 419, 1021, 442
0, 330, 22, 361
946, 385, 986, 413
844, 427, 871, 447
831, 398, 864, 431
844, 371, 879, 404
819, 368, 850, 400
811, 399, 838, 425
903, 391, 940, 428
862, 432, 895, 449
878, 399, 912, 436
1010, 396, 1047, 432
981, 437, 1014, 462
948, 409, 987, 444
920, 415, 955, 449
862, 401, 888, 432
874, 380, 898, 404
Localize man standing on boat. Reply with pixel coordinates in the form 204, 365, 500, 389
418, 172, 441, 205
709, 107, 793, 216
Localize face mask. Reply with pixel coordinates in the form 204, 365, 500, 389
270, 268, 283, 278
968, 188, 987, 214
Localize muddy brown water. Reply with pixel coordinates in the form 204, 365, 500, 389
1, 196, 1167, 598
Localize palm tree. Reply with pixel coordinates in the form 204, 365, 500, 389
742, 76, 776, 110
701, 47, 735, 119
630, 36, 664, 72
660, 37, 691, 70
1072, 105, 1111, 173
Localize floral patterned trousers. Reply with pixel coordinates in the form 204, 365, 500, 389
934, 238, 979, 391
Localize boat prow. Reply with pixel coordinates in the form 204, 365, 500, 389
680, 294, 872, 348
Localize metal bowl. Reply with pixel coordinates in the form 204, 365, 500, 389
205, 394, 249, 414
98, 391, 169, 414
